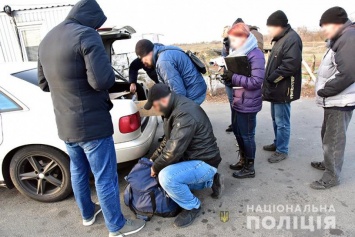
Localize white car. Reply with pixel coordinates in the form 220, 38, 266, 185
0, 29, 158, 202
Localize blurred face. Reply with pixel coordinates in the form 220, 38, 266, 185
229, 35, 248, 50
267, 26, 284, 38
141, 51, 154, 68
152, 95, 171, 115
321, 23, 343, 39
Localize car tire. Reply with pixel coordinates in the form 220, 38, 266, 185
9, 145, 72, 202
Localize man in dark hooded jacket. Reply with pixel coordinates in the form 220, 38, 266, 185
38, 0, 145, 236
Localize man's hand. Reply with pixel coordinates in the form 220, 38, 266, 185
151, 167, 157, 177
317, 89, 327, 98
130, 83, 137, 94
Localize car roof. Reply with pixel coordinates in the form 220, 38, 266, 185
0, 62, 37, 76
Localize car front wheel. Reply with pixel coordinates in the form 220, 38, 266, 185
9, 145, 72, 202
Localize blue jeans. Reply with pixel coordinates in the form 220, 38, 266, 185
232, 110, 257, 159
65, 136, 126, 233
192, 92, 207, 105
158, 160, 217, 210
271, 102, 291, 154
225, 85, 234, 124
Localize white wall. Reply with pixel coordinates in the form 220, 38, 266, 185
0, 6, 72, 62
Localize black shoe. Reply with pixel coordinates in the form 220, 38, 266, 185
211, 173, 224, 199
233, 159, 255, 179
158, 135, 165, 142
263, 143, 276, 151
225, 124, 233, 133
173, 206, 201, 228
311, 161, 325, 171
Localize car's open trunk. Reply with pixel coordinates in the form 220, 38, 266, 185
108, 80, 150, 131
108, 80, 147, 101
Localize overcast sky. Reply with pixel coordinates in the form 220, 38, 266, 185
6, 0, 355, 43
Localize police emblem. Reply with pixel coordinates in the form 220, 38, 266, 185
220, 211, 229, 223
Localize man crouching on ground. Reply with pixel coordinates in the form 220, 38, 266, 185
146, 84, 224, 228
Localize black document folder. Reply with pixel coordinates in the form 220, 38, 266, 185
224, 56, 251, 76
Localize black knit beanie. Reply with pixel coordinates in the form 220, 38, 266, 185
135, 39, 154, 58
267, 10, 288, 27
319, 7, 348, 26
233, 18, 244, 25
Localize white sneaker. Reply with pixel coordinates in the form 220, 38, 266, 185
83, 203, 102, 226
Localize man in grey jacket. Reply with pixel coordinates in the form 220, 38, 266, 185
310, 7, 355, 189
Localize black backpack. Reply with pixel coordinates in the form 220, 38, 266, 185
185, 50, 207, 74
158, 49, 207, 74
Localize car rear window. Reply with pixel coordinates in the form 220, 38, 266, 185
12, 69, 39, 86
0, 91, 21, 112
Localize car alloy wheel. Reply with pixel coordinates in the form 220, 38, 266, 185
10, 145, 72, 202
18, 155, 63, 195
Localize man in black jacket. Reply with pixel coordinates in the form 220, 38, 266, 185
262, 10, 303, 163
38, 0, 145, 236
128, 57, 159, 94
129, 56, 166, 142
146, 84, 223, 228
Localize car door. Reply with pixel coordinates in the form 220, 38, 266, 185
0, 114, 3, 145
0, 89, 23, 145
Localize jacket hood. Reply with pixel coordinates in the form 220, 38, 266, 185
66, 0, 107, 29
153, 44, 182, 65
248, 25, 259, 31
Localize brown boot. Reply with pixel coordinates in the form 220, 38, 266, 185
229, 151, 245, 170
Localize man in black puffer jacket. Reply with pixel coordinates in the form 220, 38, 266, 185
38, 0, 145, 236
262, 10, 303, 163
146, 84, 223, 228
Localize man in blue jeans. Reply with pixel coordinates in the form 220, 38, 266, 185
146, 84, 223, 228
262, 10, 303, 163
38, 0, 145, 236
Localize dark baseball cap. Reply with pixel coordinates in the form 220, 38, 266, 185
144, 84, 171, 110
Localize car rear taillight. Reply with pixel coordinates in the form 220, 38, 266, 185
119, 112, 141, 134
